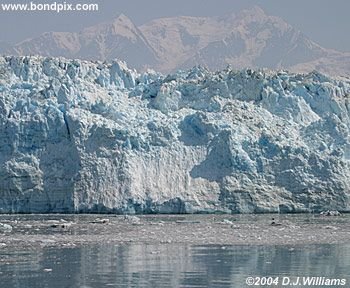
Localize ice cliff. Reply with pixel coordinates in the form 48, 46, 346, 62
1, 56, 350, 213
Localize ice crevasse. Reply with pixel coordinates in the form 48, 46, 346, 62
0, 56, 350, 213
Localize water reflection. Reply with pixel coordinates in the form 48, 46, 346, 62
1, 244, 349, 288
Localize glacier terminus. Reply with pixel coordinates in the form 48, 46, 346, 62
0, 56, 350, 214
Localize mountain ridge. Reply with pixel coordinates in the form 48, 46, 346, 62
0, 6, 349, 76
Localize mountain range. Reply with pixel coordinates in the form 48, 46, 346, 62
1, 6, 350, 76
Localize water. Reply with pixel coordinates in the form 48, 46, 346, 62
1, 214, 350, 287
1, 243, 349, 288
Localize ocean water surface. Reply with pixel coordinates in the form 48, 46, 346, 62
0, 214, 349, 287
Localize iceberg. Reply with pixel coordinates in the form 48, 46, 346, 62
0, 56, 350, 214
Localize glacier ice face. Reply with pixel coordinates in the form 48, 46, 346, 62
1, 56, 350, 213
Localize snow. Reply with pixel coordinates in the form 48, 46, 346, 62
0, 56, 350, 213
3, 7, 349, 76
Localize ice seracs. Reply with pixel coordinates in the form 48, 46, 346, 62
0, 56, 350, 214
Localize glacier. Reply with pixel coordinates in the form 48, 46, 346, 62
0, 56, 350, 214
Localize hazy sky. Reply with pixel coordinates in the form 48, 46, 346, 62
1, 0, 349, 52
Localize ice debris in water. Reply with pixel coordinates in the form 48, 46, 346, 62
0, 223, 13, 232
220, 219, 234, 225
124, 215, 141, 225
91, 218, 110, 224
320, 210, 342, 216
50, 222, 73, 229
0, 56, 350, 214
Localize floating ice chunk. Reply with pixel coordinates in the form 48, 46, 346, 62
320, 210, 342, 216
50, 223, 73, 229
124, 215, 141, 225
0, 223, 12, 232
220, 219, 234, 225
91, 218, 110, 224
